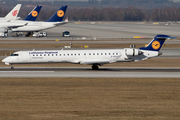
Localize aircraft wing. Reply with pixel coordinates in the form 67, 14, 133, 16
79, 54, 122, 65
80, 60, 110, 65
53, 21, 68, 26
6, 23, 28, 29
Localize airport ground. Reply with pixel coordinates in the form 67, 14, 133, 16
0, 22, 180, 119
0, 78, 180, 120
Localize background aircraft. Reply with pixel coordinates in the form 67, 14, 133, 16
0, 4, 21, 20
0, 5, 42, 37
11, 5, 68, 35
2, 34, 176, 70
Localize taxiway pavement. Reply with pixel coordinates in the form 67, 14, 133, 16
1, 22, 180, 40
0, 67, 180, 78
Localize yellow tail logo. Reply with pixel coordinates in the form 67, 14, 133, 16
152, 41, 160, 50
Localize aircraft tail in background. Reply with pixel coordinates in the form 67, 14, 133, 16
4, 4, 21, 20
46, 6, 67, 22
24, 5, 42, 21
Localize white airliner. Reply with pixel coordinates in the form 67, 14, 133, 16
2, 35, 175, 70
0, 6, 67, 37
0, 4, 21, 20
7, 6, 68, 33
0, 5, 42, 36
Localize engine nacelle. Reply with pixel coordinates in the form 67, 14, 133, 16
124, 48, 142, 56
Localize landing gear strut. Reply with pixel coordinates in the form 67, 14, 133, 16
92, 65, 99, 70
11, 64, 14, 70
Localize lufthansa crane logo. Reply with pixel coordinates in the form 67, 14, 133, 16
32, 11, 38, 17
57, 10, 64, 17
152, 41, 161, 50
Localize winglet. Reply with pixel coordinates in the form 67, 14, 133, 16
46, 6, 67, 22
24, 5, 42, 21
139, 34, 176, 51
5, 4, 21, 20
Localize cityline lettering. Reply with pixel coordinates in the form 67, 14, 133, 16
29, 52, 58, 54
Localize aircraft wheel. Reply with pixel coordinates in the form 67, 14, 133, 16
11, 66, 14, 70
92, 65, 99, 70
11, 64, 14, 70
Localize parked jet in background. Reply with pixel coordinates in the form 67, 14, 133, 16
11, 6, 68, 33
0, 4, 21, 20
0, 5, 42, 37
2, 34, 176, 69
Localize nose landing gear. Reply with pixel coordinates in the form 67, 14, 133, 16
11, 64, 14, 70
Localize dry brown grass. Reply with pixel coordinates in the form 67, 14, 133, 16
0, 78, 180, 120
0, 41, 179, 49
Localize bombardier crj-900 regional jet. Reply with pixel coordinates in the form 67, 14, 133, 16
2, 35, 175, 70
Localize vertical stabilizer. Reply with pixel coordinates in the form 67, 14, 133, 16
5, 4, 21, 20
24, 6, 42, 21
139, 34, 176, 51
46, 6, 67, 22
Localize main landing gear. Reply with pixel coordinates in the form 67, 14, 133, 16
92, 65, 99, 70
11, 64, 14, 70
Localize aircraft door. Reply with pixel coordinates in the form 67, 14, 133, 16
21, 51, 29, 61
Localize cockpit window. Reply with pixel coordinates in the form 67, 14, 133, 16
10, 54, 19, 56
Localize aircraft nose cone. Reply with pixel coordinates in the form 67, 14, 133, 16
2, 58, 6, 63
2, 58, 10, 65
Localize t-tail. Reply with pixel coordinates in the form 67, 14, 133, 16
5, 4, 21, 20
24, 5, 42, 21
46, 6, 67, 22
139, 34, 176, 51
